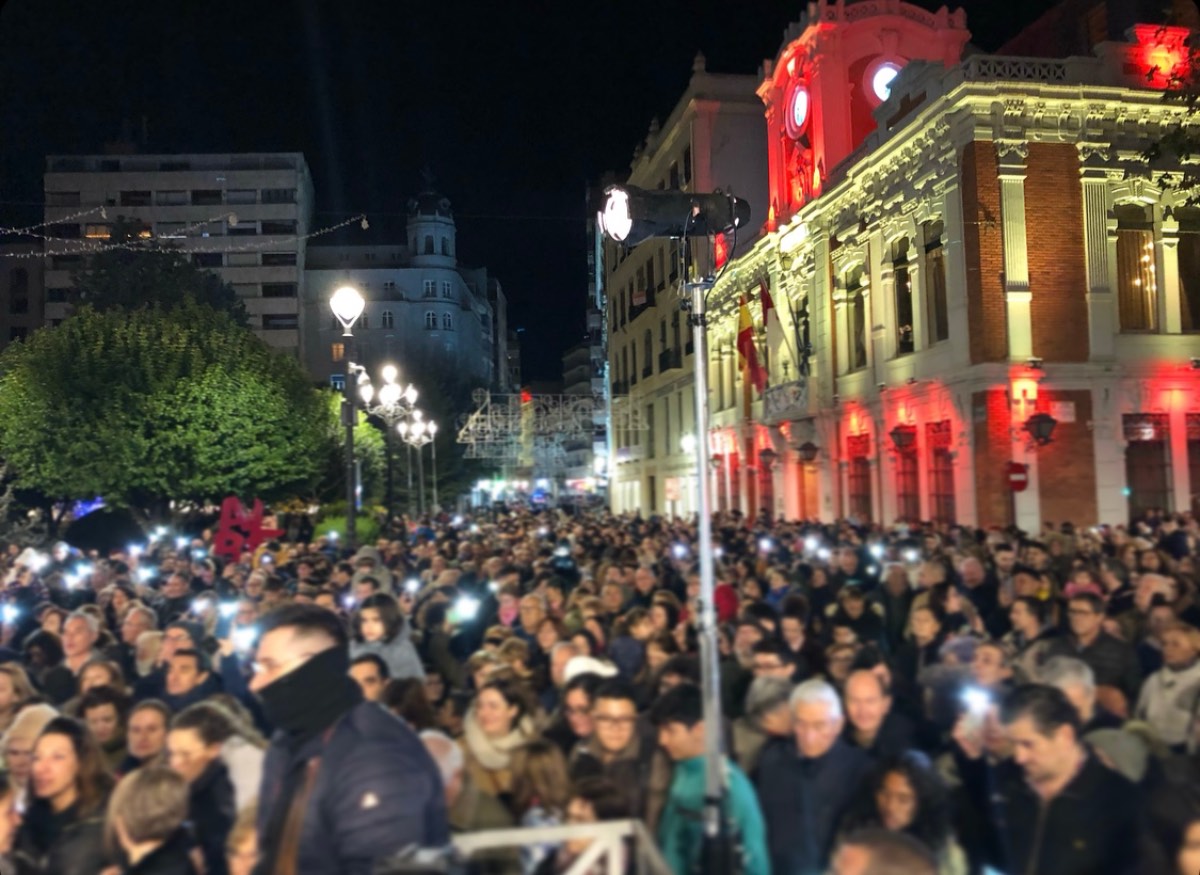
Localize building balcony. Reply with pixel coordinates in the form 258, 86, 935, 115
612, 380, 628, 395
658, 348, 682, 373
762, 379, 809, 423
641, 364, 653, 379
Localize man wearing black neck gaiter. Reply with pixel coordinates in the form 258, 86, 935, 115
250, 604, 448, 874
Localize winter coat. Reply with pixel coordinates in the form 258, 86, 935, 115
256, 701, 447, 875
188, 759, 236, 875
755, 737, 871, 875
220, 735, 265, 811
1135, 659, 1200, 747
569, 721, 671, 831
460, 708, 536, 799
659, 756, 769, 875
14, 798, 108, 875
959, 750, 1142, 875
351, 630, 425, 681
124, 829, 199, 874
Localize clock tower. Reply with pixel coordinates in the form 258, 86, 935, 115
759, 0, 969, 225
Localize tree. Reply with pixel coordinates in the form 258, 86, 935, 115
0, 303, 323, 525
313, 391, 386, 506
71, 219, 248, 325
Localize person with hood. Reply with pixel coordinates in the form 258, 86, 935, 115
350, 592, 425, 681
250, 603, 447, 874
107, 765, 197, 874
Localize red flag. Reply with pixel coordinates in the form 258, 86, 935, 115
737, 296, 767, 395
759, 278, 775, 322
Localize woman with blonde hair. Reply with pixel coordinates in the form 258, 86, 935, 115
105, 765, 195, 873
1, 703, 57, 803
0, 664, 35, 734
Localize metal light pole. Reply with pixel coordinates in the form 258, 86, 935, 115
598, 185, 751, 875
430, 421, 439, 511
356, 363, 418, 531
330, 285, 366, 552
398, 409, 436, 518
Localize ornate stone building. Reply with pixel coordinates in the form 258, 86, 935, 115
703, 0, 1200, 528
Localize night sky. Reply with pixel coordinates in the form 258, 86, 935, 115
0, 0, 1049, 380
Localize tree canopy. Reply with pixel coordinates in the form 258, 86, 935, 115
0, 303, 324, 518
71, 219, 248, 324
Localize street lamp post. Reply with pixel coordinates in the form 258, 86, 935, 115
398, 409, 437, 517
329, 285, 365, 551
354, 363, 418, 530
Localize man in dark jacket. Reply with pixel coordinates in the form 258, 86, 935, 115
955, 683, 1141, 875
251, 603, 448, 874
755, 678, 871, 875
841, 669, 915, 759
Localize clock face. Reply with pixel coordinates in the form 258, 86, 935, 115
867, 59, 904, 104
787, 83, 810, 138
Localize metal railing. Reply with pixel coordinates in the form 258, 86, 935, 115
450, 820, 672, 875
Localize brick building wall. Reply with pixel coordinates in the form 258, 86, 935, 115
973, 387, 1014, 525
961, 142, 1008, 365
1025, 143, 1090, 362
1036, 388, 1099, 525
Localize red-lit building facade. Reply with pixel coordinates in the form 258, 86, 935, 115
700, 0, 1200, 529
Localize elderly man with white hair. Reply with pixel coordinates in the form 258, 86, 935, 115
1039, 655, 1124, 734
755, 679, 872, 875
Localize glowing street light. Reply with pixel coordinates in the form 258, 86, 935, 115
330, 284, 365, 549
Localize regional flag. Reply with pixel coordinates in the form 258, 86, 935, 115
737, 296, 767, 395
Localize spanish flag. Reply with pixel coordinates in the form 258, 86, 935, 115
737, 296, 767, 395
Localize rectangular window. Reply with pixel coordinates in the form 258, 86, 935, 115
895, 449, 919, 522
8, 297, 28, 315
46, 191, 81, 206
331, 343, 345, 362
46, 288, 70, 303
191, 190, 223, 206
263, 283, 298, 298
423, 280, 436, 297
157, 222, 186, 239
50, 223, 81, 239
1124, 414, 1172, 516
261, 252, 297, 266
51, 255, 83, 270
261, 220, 297, 236
849, 278, 867, 371
893, 239, 914, 355
227, 252, 257, 267
261, 188, 296, 204
227, 223, 256, 236
262, 314, 298, 330
923, 221, 949, 343
1115, 204, 1158, 332
232, 284, 259, 298
645, 404, 655, 459
193, 253, 223, 268
119, 190, 151, 206
927, 421, 955, 523
1188, 414, 1200, 517
442, 281, 453, 298
848, 453, 873, 523
226, 189, 257, 205
1176, 209, 1200, 332
156, 190, 188, 206
83, 224, 111, 239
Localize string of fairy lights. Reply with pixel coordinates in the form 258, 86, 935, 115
0, 204, 370, 259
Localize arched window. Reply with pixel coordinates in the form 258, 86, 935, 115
441, 237, 451, 256
357, 313, 369, 330
425, 311, 437, 329
424, 236, 434, 255
381, 310, 394, 329
442, 313, 453, 330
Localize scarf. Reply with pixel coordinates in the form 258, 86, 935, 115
463, 706, 533, 771
257, 646, 362, 750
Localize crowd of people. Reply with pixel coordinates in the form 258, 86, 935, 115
0, 507, 1196, 874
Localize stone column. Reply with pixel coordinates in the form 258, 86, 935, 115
997, 141, 1032, 361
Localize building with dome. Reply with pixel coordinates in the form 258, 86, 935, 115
303, 181, 510, 393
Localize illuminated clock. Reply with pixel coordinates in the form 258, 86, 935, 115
865, 58, 904, 104
786, 83, 810, 138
